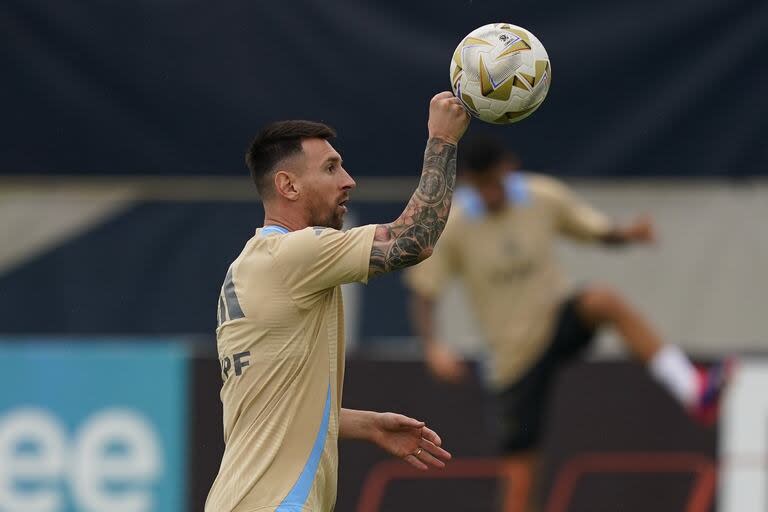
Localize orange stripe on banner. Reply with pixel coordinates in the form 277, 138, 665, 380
356, 452, 716, 512
544, 452, 717, 512
356, 457, 530, 512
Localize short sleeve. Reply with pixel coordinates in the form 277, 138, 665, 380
403, 213, 461, 298
545, 177, 612, 241
273, 225, 376, 306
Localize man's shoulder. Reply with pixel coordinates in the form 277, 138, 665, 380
265, 225, 376, 264
521, 172, 565, 193
520, 172, 573, 205
257, 226, 327, 250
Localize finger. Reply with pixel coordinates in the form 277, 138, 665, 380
397, 416, 425, 429
421, 438, 452, 462
404, 454, 428, 471
452, 104, 469, 116
415, 446, 446, 469
432, 91, 455, 101
421, 426, 442, 446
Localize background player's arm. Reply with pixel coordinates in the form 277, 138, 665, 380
368, 92, 469, 278
410, 292, 469, 383
554, 177, 655, 247
339, 408, 451, 470
599, 214, 656, 246
403, 212, 468, 383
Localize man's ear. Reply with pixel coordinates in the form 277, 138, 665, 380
274, 170, 300, 201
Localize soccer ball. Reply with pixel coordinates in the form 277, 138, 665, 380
450, 23, 551, 124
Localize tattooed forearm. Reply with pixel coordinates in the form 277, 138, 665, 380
368, 137, 457, 278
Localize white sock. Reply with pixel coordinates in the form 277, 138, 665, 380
648, 344, 699, 408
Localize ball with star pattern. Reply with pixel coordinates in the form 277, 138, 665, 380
450, 23, 551, 124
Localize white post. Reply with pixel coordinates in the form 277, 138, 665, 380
719, 358, 768, 512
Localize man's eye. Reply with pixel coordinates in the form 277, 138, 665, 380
328, 165, 335, 172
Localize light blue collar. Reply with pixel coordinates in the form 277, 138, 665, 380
455, 172, 530, 220
260, 225, 291, 236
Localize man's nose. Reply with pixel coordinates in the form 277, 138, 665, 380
341, 168, 356, 190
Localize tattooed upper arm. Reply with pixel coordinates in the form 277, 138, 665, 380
368, 138, 457, 278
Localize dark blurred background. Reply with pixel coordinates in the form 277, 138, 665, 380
1, 1, 766, 511
3, 0, 767, 177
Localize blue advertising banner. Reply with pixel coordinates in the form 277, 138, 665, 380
0, 340, 187, 512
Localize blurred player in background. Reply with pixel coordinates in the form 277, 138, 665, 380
404, 134, 729, 512
205, 92, 470, 512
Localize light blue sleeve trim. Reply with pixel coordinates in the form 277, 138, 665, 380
276, 383, 332, 511
455, 185, 486, 219
261, 225, 291, 236
455, 172, 530, 221
505, 172, 530, 205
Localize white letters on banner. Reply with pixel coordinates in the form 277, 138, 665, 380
0, 407, 161, 512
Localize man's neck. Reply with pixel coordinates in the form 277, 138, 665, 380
263, 207, 308, 232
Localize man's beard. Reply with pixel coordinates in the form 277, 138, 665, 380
308, 203, 344, 230
322, 210, 344, 230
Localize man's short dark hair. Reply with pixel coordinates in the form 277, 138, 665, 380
245, 120, 336, 197
458, 133, 508, 175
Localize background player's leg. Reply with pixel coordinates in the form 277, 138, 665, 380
575, 286, 708, 413
576, 286, 663, 363
495, 356, 558, 512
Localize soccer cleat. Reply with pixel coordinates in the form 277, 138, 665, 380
690, 358, 735, 427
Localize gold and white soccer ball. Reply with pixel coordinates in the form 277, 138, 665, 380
450, 23, 551, 124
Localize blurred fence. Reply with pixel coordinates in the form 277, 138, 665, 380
0, 177, 765, 357
8, 338, 759, 512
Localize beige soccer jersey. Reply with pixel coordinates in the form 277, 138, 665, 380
205, 224, 376, 512
405, 172, 611, 390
